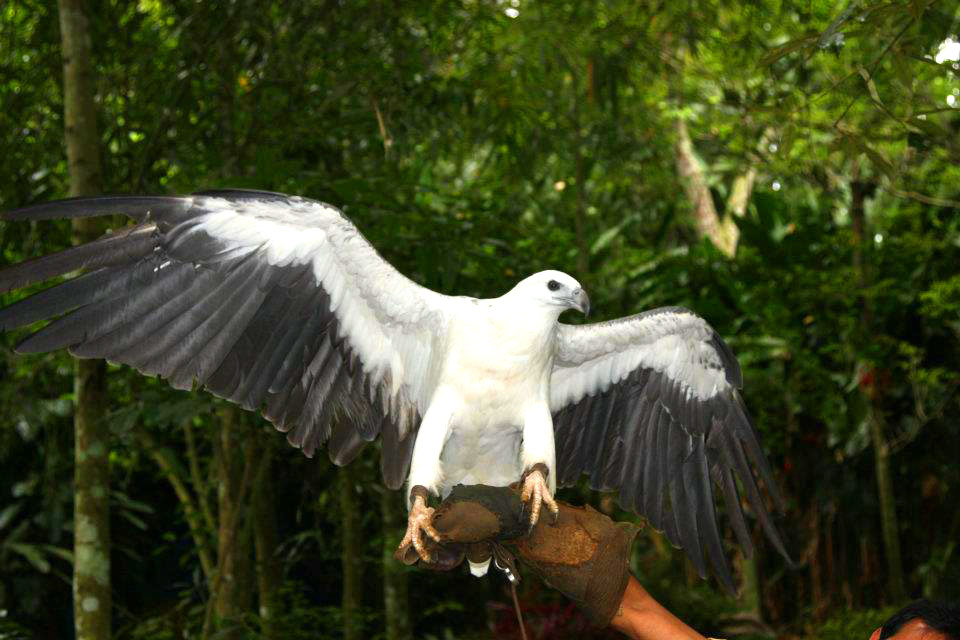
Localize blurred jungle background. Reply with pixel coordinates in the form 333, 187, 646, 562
1, 0, 958, 638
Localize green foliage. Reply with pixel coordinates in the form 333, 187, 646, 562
809, 605, 900, 640
0, 618, 32, 640
1, 0, 959, 637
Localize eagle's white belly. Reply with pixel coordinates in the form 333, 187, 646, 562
434, 305, 556, 494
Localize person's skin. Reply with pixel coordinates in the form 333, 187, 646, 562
609, 575, 709, 640
869, 618, 950, 640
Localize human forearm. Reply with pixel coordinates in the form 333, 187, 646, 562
398, 486, 719, 639
610, 576, 708, 640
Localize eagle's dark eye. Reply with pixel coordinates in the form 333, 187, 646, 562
547, 280, 561, 291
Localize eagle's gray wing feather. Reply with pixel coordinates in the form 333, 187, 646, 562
0, 190, 453, 488
551, 306, 789, 591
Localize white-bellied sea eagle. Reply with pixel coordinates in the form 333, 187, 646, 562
0, 190, 789, 589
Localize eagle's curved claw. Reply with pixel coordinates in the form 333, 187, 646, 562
521, 467, 559, 529
398, 494, 440, 563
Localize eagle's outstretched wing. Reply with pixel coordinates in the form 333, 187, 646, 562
550, 306, 790, 590
0, 190, 454, 488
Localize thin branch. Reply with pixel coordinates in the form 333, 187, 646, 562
889, 379, 960, 454
371, 96, 394, 158
882, 187, 960, 209
138, 430, 215, 580
725, 128, 772, 220
833, 18, 914, 129
856, 64, 907, 129
184, 420, 216, 535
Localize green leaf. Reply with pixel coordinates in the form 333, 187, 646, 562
7, 543, 51, 573
41, 545, 73, 564
590, 215, 636, 255
758, 34, 818, 66
0, 503, 23, 531
857, 64, 883, 106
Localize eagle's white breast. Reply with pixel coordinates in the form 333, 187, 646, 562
434, 301, 557, 492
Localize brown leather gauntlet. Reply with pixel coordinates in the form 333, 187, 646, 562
397, 484, 639, 627
507, 500, 640, 626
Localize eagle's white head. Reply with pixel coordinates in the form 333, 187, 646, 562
504, 270, 590, 318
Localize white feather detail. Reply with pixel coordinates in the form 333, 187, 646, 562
550, 310, 731, 411
188, 196, 453, 421
468, 559, 491, 577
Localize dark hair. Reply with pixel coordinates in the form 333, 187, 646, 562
879, 599, 960, 640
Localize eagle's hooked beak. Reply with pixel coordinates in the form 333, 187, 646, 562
571, 288, 590, 316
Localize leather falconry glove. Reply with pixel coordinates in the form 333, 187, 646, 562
396, 484, 640, 627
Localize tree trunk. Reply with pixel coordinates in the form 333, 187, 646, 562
58, 1, 110, 637
673, 119, 769, 258
59, 0, 101, 196
214, 406, 242, 621
674, 119, 739, 257
809, 502, 824, 619
739, 554, 761, 618
206, 406, 255, 638
381, 488, 411, 640
253, 442, 282, 640
72, 357, 109, 639
727, 167, 759, 219
851, 177, 906, 602
340, 463, 364, 640
869, 388, 905, 602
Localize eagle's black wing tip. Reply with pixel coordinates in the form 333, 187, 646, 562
1, 194, 189, 222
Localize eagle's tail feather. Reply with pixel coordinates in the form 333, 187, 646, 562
468, 558, 490, 577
